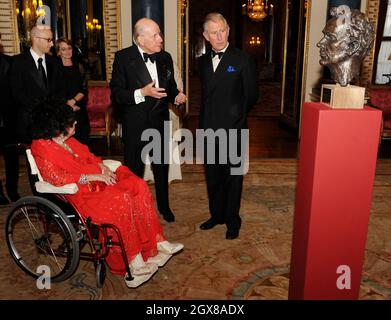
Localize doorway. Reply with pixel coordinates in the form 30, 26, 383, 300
182, 0, 310, 158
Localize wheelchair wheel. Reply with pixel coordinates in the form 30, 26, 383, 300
95, 260, 106, 288
5, 196, 80, 282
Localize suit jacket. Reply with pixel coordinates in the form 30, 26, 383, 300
10, 51, 65, 142
72, 45, 88, 68
198, 45, 259, 131
0, 54, 13, 125
110, 46, 179, 133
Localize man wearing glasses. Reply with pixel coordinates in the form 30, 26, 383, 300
10, 26, 65, 143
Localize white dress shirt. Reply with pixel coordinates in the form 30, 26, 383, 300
212, 43, 229, 72
134, 46, 160, 104
30, 48, 47, 73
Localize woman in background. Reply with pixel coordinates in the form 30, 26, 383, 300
56, 38, 90, 145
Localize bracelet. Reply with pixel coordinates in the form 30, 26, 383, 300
78, 174, 88, 185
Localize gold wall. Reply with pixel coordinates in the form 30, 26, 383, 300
0, 0, 19, 54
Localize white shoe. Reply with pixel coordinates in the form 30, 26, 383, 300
124, 268, 158, 288
129, 253, 158, 275
147, 252, 172, 267
157, 241, 184, 255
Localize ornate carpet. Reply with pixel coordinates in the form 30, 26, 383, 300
188, 77, 281, 117
0, 159, 390, 300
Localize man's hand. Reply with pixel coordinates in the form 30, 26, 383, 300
175, 89, 187, 105
66, 99, 81, 111
141, 81, 168, 99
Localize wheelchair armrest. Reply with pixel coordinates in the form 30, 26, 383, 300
103, 159, 122, 172
35, 181, 79, 194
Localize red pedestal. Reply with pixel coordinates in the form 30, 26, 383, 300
288, 102, 382, 300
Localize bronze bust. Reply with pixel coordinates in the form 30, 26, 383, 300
317, 5, 374, 87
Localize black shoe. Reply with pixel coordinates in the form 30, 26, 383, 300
200, 219, 223, 230
6, 190, 21, 202
225, 229, 239, 240
0, 194, 10, 205
160, 210, 175, 223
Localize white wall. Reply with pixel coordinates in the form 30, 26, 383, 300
164, 0, 178, 64
304, 0, 368, 101
304, 0, 328, 101
120, 0, 132, 49
119, 0, 178, 64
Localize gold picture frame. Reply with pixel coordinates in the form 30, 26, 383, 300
177, 0, 189, 116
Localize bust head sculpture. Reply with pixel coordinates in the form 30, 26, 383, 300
317, 5, 374, 87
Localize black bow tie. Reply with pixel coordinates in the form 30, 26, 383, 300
211, 51, 224, 59
143, 52, 156, 63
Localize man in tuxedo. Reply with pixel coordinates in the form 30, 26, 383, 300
198, 13, 258, 239
73, 36, 88, 75
10, 26, 65, 143
110, 18, 187, 223
0, 49, 20, 203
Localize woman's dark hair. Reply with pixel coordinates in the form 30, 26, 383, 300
31, 98, 76, 140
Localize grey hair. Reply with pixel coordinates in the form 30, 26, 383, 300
133, 18, 152, 45
133, 23, 141, 45
203, 12, 228, 32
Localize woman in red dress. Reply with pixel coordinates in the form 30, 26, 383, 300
31, 101, 183, 288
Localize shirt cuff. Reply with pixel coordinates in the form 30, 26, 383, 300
134, 89, 145, 104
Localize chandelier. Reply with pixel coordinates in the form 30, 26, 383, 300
243, 0, 273, 22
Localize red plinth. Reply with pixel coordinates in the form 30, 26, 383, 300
288, 102, 382, 300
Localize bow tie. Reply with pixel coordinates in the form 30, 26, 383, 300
143, 52, 156, 63
211, 51, 224, 59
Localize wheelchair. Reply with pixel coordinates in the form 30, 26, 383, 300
5, 149, 134, 288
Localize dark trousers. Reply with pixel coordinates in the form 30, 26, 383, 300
205, 163, 243, 231
74, 107, 90, 146
122, 121, 170, 213
0, 127, 19, 193
204, 141, 245, 231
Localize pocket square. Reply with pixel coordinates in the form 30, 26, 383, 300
227, 65, 236, 73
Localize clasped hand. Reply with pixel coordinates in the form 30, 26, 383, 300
86, 164, 117, 185
66, 99, 80, 111
175, 89, 187, 105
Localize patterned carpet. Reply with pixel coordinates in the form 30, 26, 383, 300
188, 77, 281, 117
0, 159, 390, 300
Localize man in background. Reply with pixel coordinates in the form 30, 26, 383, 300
0, 35, 20, 203
10, 26, 65, 143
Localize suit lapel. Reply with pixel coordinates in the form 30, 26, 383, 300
129, 46, 153, 86
26, 52, 47, 92
45, 54, 53, 89
156, 54, 168, 89
204, 53, 214, 86
208, 45, 234, 94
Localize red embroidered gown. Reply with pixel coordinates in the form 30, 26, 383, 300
31, 137, 166, 275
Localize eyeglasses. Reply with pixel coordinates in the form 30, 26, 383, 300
36, 36, 53, 43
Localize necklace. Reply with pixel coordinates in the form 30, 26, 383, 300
52, 137, 78, 157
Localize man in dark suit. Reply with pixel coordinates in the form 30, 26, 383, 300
73, 36, 88, 75
198, 13, 258, 239
10, 26, 65, 143
110, 18, 187, 223
0, 50, 20, 203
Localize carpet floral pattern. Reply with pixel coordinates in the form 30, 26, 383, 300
0, 159, 390, 300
